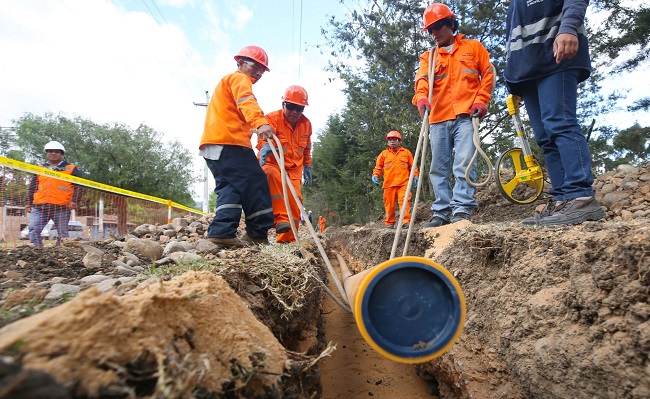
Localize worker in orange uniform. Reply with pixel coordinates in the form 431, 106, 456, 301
257, 85, 313, 243
413, 3, 494, 228
25, 140, 84, 247
372, 131, 419, 229
199, 45, 275, 249
318, 215, 326, 232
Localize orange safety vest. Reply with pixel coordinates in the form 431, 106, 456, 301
258, 110, 312, 174
373, 146, 419, 189
32, 164, 76, 206
200, 71, 269, 149
412, 34, 495, 124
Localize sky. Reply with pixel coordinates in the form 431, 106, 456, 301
0, 0, 351, 202
1, 0, 648, 203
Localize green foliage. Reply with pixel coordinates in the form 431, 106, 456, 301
590, 1, 650, 72
11, 113, 198, 206
611, 123, 650, 167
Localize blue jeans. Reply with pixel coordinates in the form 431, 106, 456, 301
520, 69, 595, 200
204, 145, 274, 239
30, 204, 70, 246
429, 115, 477, 220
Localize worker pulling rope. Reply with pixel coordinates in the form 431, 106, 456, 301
263, 132, 352, 314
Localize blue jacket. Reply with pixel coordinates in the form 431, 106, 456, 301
504, 0, 591, 94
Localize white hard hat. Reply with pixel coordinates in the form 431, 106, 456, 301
308, 210, 312, 214
44, 141, 65, 153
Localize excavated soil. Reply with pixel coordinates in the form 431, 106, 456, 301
0, 164, 649, 398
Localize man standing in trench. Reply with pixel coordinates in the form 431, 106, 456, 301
257, 85, 313, 244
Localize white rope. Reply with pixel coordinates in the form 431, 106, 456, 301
390, 46, 436, 259
466, 116, 494, 188
265, 136, 352, 313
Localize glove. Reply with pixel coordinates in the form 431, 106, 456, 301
303, 166, 312, 186
413, 177, 419, 187
259, 144, 272, 166
470, 103, 488, 119
417, 98, 431, 119
372, 175, 380, 186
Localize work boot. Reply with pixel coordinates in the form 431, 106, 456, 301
386, 224, 395, 229
241, 233, 269, 246
402, 223, 410, 228
424, 216, 450, 228
451, 212, 471, 223
276, 222, 291, 234
521, 198, 559, 226
208, 237, 248, 249
538, 197, 605, 226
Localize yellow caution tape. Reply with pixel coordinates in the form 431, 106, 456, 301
0, 156, 205, 215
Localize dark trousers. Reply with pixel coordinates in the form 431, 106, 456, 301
204, 146, 273, 239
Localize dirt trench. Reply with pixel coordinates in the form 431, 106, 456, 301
326, 218, 650, 399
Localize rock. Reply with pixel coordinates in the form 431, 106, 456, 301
601, 191, 632, 208
82, 252, 103, 269
95, 278, 118, 292
132, 225, 151, 237
124, 238, 163, 261
168, 252, 202, 262
45, 284, 80, 300
162, 229, 177, 238
115, 265, 138, 275
82, 245, 104, 255
80, 275, 111, 284
163, 241, 193, 256
195, 239, 218, 253
119, 252, 141, 266
616, 164, 639, 175
171, 217, 189, 232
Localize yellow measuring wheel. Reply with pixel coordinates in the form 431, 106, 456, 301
494, 95, 545, 204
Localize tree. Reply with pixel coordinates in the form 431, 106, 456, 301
611, 123, 650, 167
12, 113, 198, 207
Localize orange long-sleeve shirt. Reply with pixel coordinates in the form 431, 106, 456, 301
200, 71, 269, 149
373, 146, 419, 189
258, 110, 312, 173
412, 34, 495, 124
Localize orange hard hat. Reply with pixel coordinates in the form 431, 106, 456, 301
386, 130, 402, 141
234, 45, 270, 72
282, 85, 309, 106
422, 3, 456, 30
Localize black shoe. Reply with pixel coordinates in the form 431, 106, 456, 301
275, 222, 291, 234
402, 223, 410, 228
451, 212, 471, 223
424, 216, 450, 228
538, 197, 605, 226
386, 224, 395, 229
521, 199, 559, 226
